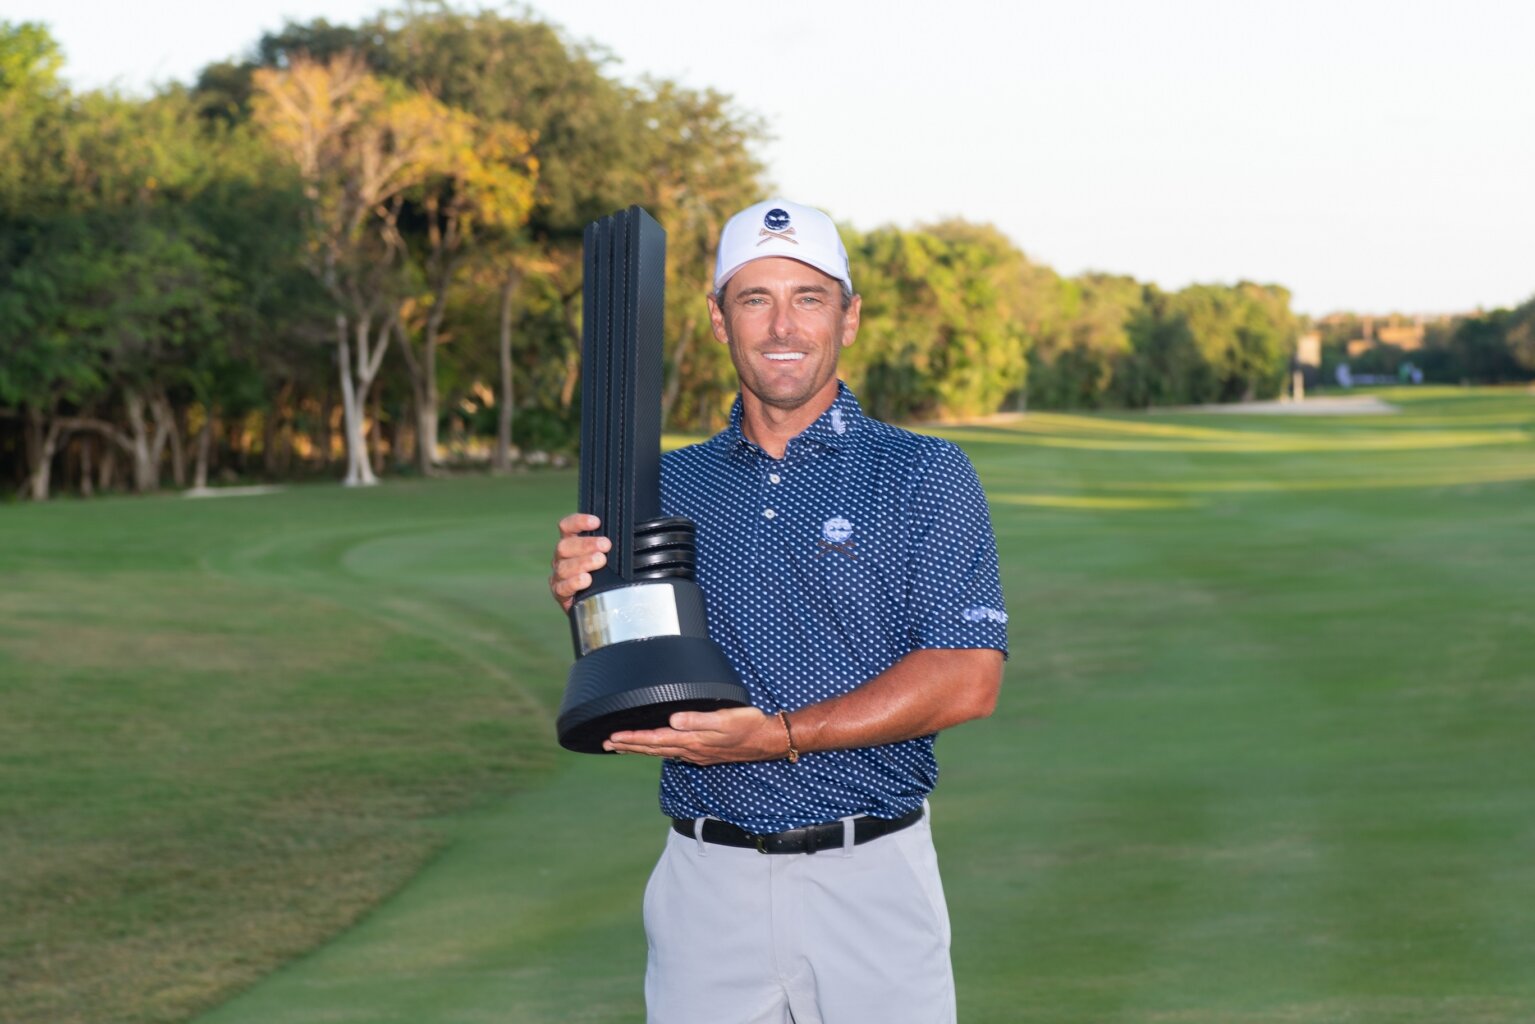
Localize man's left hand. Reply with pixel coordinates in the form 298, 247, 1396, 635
604, 708, 783, 765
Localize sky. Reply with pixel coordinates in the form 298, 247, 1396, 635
10, 0, 1535, 316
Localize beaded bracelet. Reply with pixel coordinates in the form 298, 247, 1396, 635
776, 709, 800, 764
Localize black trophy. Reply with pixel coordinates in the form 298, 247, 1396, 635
556, 206, 749, 754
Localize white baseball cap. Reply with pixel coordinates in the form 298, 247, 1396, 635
714, 198, 853, 295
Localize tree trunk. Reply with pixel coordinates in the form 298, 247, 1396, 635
493, 270, 521, 472
99, 444, 117, 492
660, 315, 696, 428
394, 319, 439, 476
22, 406, 61, 501
123, 390, 159, 493
193, 413, 213, 490
369, 388, 385, 477
225, 413, 246, 477
415, 227, 459, 474
391, 408, 411, 471
559, 291, 582, 410
151, 391, 185, 488
419, 314, 440, 474
560, 347, 580, 411
79, 437, 94, 498
338, 312, 390, 487
312, 394, 325, 470
261, 387, 289, 478
337, 315, 373, 486
417, 364, 438, 473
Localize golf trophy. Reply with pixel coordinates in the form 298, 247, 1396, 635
556, 206, 749, 754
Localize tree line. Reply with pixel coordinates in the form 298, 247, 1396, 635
2, 8, 1530, 502
1313, 309, 1535, 386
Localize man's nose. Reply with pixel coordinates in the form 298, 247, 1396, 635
770, 301, 796, 339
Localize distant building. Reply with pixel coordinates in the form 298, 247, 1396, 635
1332, 313, 1443, 358
1376, 323, 1425, 350
1296, 331, 1322, 367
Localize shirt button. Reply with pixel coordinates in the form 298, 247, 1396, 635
763, 508, 776, 519
769, 473, 781, 484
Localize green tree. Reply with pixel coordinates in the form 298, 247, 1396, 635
219, 7, 765, 455
1504, 297, 1535, 375
0, 20, 64, 212
180, 120, 324, 486
630, 80, 765, 431
245, 8, 648, 453
1028, 274, 1142, 410
3, 208, 232, 497
390, 110, 538, 473
1, 75, 242, 498
253, 53, 473, 485
1438, 310, 1522, 383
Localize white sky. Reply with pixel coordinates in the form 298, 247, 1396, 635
10, 0, 1535, 316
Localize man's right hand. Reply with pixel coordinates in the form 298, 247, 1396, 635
550, 513, 610, 612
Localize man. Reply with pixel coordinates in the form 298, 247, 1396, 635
549, 198, 1007, 1023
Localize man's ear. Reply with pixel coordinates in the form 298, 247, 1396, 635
840, 294, 862, 349
707, 290, 730, 344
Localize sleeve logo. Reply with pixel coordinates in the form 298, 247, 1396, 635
962, 606, 1008, 624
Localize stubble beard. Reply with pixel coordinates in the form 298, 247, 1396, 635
723, 322, 841, 414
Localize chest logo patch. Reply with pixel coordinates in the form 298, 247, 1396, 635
818, 517, 857, 560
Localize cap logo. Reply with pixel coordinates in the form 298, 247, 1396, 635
758, 207, 797, 245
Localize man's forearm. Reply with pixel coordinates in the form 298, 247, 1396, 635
789, 647, 1003, 755
603, 647, 1003, 764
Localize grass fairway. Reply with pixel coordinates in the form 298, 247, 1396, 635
4, 387, 1534, 1023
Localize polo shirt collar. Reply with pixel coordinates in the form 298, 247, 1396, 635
719, 381, 866, 458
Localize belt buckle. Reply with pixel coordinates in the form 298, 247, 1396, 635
753, 834, 768, 854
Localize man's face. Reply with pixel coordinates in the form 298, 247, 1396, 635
708, 257, 861, 414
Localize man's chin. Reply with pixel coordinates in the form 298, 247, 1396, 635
748, 374, 837, 411
755, 390, 819, 412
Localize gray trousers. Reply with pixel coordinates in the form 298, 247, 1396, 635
642, 806, 955, 1024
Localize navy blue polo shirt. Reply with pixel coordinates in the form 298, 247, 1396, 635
657, 382, 1008, 833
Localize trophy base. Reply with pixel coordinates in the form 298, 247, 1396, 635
557, 635, 750, 754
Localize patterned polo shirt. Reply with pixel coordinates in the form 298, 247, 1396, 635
657, 382, 1008, 833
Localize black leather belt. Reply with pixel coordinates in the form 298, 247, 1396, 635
670, 806, 923, 854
